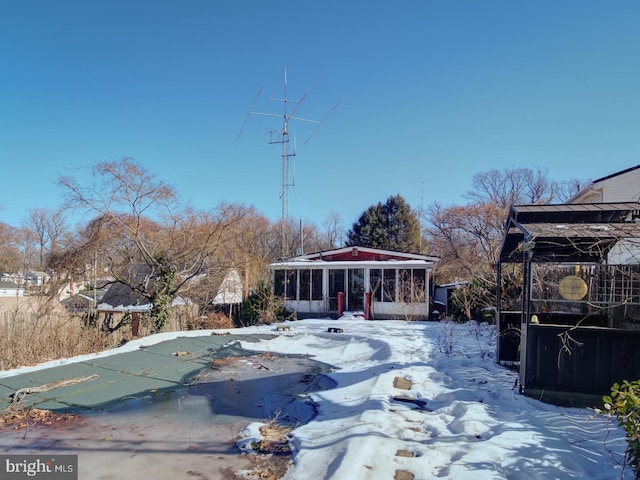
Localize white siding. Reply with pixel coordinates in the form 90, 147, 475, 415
571, 167, 640, 204
0, 288, 24, 297
212, 269, 243, 304
600, 170, 640, 202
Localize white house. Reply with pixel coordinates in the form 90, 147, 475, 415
0, 281, 25, 297
269, 246, 440, 320
212, 269, 243, 305
568, 164, 640, 203
25, 271, 47, 287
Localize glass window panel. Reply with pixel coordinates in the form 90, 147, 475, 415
285, 270, 297, 300
348, 268, 365, 311
329, 269, 345, 310
412, 269, 426, 303
370, 269, 382, 302
398, 269, 412, 303
383, 269, 396, 303
274, 270, 285, 297
300, 269, 311, 301
312, 270, 323, 301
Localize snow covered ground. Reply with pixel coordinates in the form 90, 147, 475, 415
235, 316, 631, 480
0, 316, 633, 479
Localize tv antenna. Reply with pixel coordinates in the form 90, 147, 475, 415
238, 67, 340, 257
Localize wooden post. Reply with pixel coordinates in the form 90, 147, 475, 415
131, 312, 140, 337
338, 291, 345, 317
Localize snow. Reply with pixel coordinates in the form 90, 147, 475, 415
1, 316, 632, 479
234, 317, 631, 480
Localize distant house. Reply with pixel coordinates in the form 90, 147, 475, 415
97, 266, 243, 333
97, 279, 192, 336
212, 269, 243, 305
0, 281, 24, 297
97, 282, 202, 314
268, 246, 440, 320
25, 271, 47, 287
433, 281, 469, 318
568, 164, 640, 203
97, 281, 152, 314
61, 288, 107, 312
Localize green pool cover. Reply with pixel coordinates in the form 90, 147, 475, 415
0, 333, 273, 412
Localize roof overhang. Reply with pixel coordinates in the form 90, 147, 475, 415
499, 202, 640, 263
282, 246, 440, 263
269, 259, 437, 269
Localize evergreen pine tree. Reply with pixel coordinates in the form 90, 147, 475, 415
346, 194, 421, 252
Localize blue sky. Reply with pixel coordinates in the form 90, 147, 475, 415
2, 1, 639, 230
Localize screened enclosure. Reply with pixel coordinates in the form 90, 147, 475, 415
269, 247, 439, 320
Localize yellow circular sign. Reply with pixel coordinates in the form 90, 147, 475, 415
558, 275, 588, 301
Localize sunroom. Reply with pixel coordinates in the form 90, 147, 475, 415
269, 246, 440, 320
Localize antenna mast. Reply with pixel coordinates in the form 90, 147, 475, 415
270, 68, 297, 248
239, 68, 340, 258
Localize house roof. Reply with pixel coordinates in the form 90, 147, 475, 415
98, 281, 151, 312
62, 293, 100, 310
212, 269, 242, 304
591, 164, 640, 184
499, 202, 640, 263
0, 281, 20, 289
290, 246, 440, 263
97, 263, 153, 312
98, 265, 236, 312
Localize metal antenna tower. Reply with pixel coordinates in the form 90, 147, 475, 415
239, 68, 340, 258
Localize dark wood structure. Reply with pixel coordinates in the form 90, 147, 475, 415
497, 203, 640, 405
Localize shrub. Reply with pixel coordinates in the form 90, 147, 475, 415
239, 283, 291, 327
437, 319, 456, 356
186, 312, 235, 330
601, 380, 640, 476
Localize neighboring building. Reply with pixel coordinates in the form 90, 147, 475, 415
268, 246, 440, 320
62, 288, 108, 312
568, 164, 640, 264
96, 266, 243, 333
433, 281, 469, 318
97, 280, 194, 336
212, 269, 243, 305
0, 281, 24, 297
97, 281, 153, 314
25, 271, 47, 287
568, 164, 640, 203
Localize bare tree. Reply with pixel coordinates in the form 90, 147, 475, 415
322, 211, 345, 248
16, 227, 38, 271
426, 167, 582, 318
466, 166, 553, 208
23, 207, 68, 269
552, 178, 586, 203
0, 222, 22, 272
465, 166, 583, 208
194, 205, 274, 312
57, 158, 242, 330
